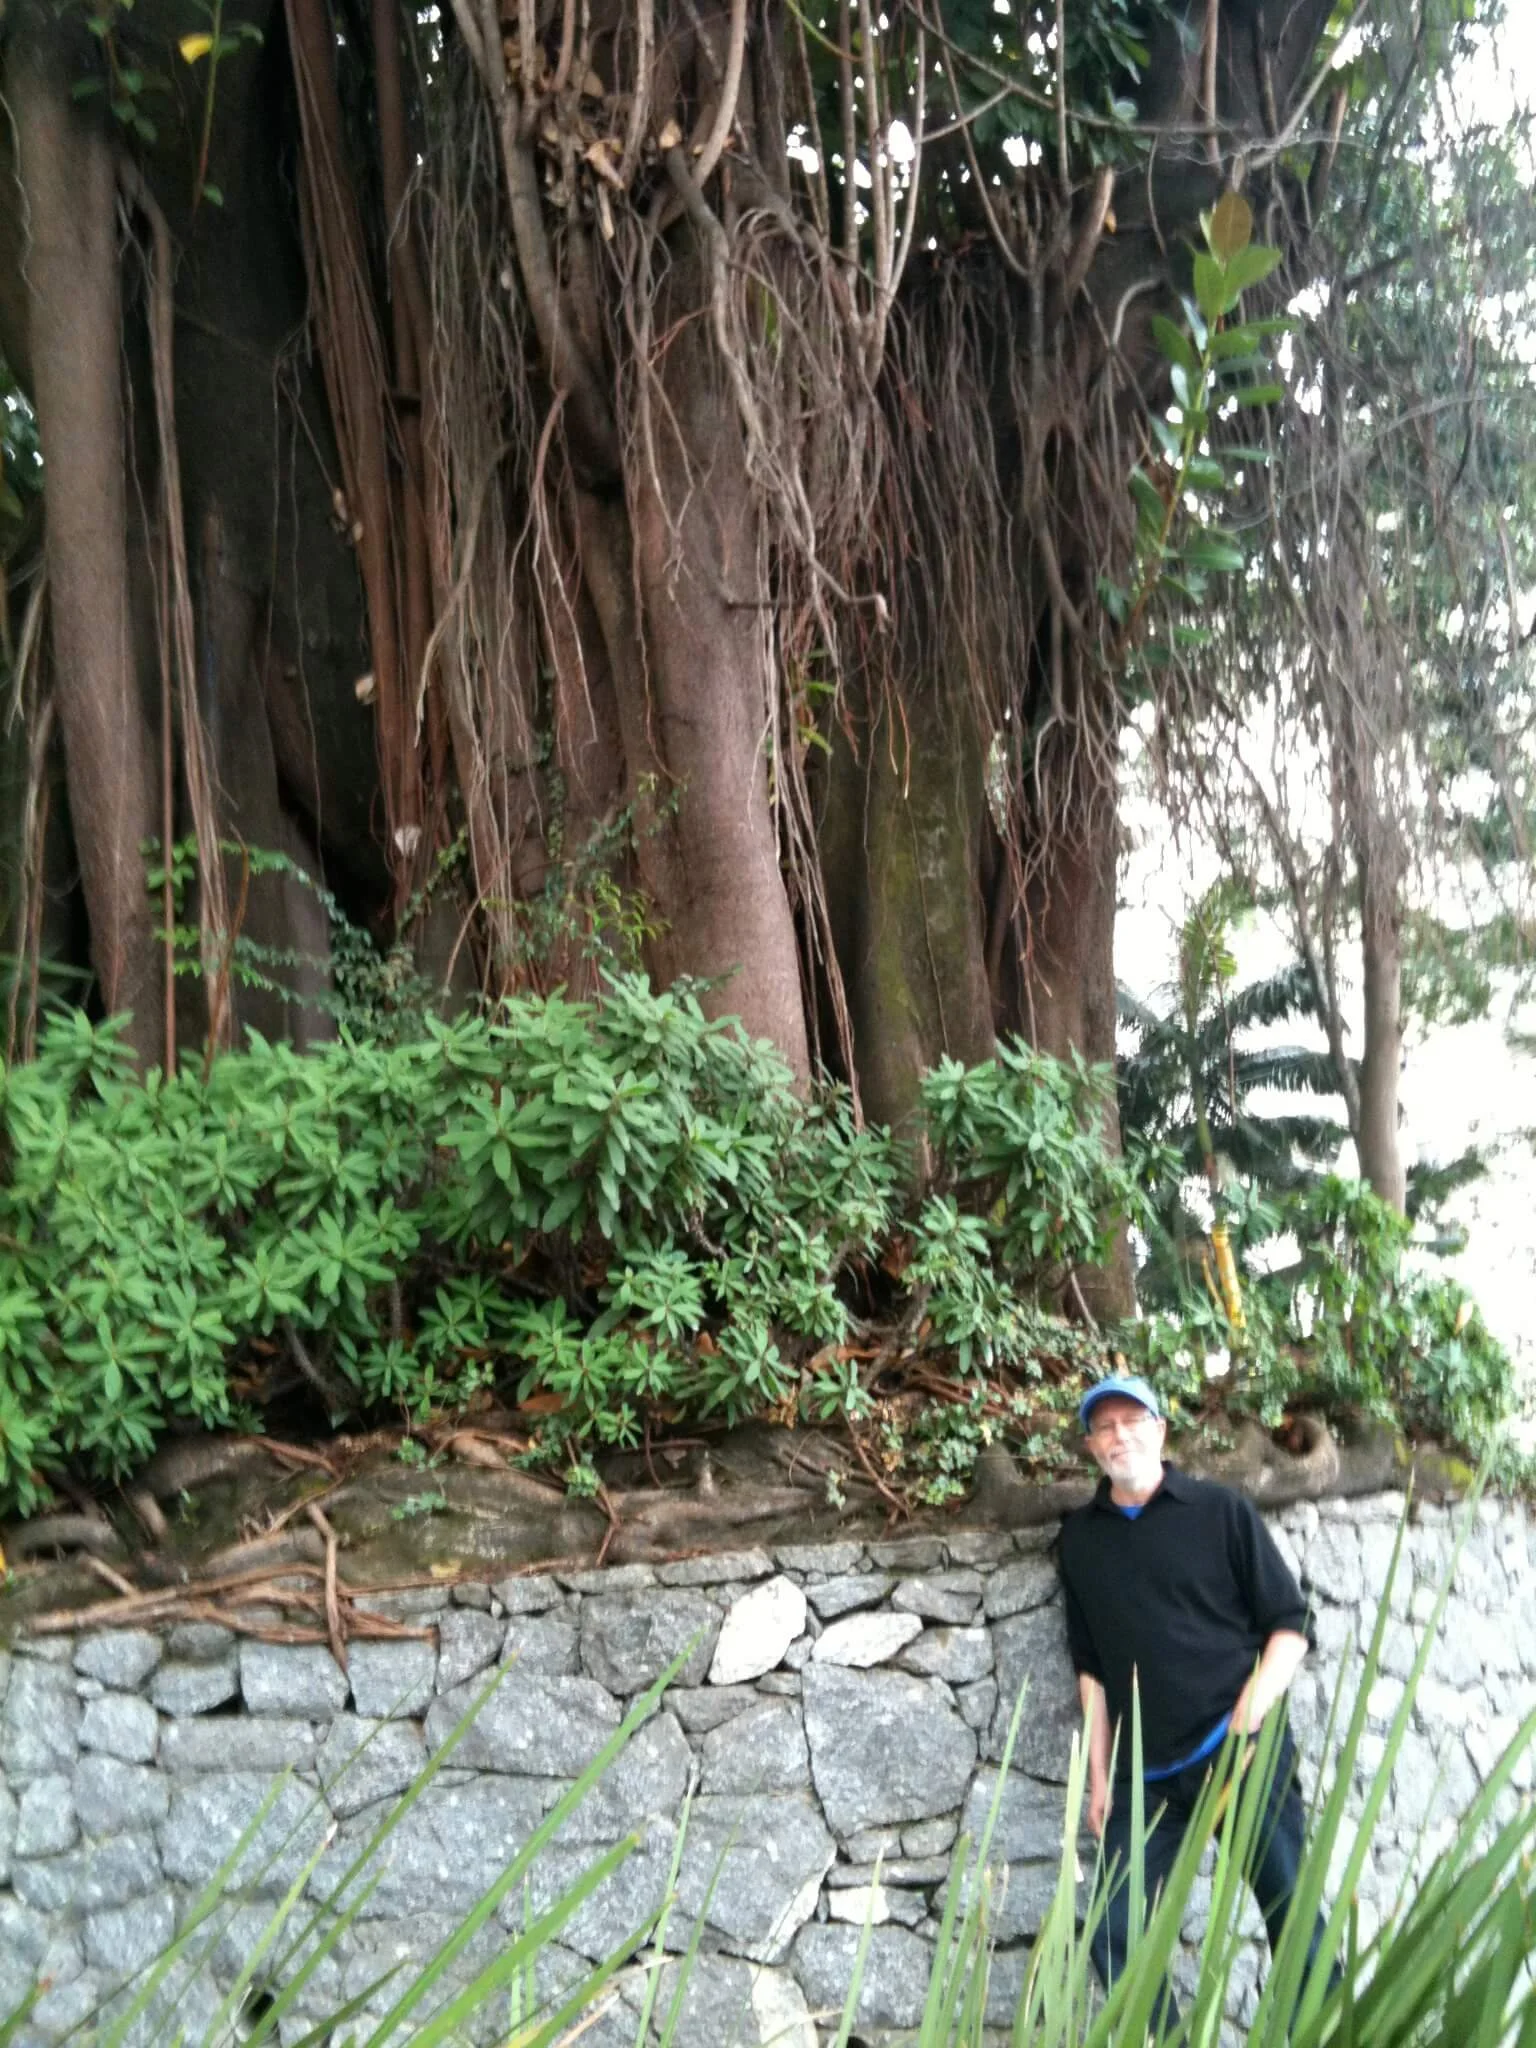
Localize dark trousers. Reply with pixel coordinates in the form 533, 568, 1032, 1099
1088, 1727, 1335, 2033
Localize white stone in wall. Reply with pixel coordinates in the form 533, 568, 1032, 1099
1306, 1520, 1364, 1606
709, 1576, 807, 1685
14, 1774, 77, 1858
899, 1624, 993, 1684
1269, 1522, 1303, 1583
72, 1633, 162, 1691
78, 1694, 159, 1767
674, 1791, 835, 1962
750, 1963, 817, 2048
1282, 1500, 1320, 1544
827, 1882, 890, 1924
1465, 1713, 1522, 1786
811, 1610, 922, 1668
1366, 1675, 1405, 1725
1, 1660, 81, 1780
348, 1639, 437, 1716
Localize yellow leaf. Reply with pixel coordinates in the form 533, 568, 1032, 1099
1207, 190, 1253, 263
179, 31, 214, 61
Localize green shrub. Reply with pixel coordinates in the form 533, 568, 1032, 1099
1127, 1172, 1522, 1455
0, 979, 1146, 1515
0, 979, 1517, 1521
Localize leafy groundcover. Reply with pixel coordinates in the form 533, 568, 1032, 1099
0, 975, 1521, 1521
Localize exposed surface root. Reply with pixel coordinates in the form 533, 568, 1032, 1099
7, 1514, 128, 1561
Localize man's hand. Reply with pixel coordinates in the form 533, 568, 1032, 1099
1087, 1773, 1110, 1838
1231, 1628, 1310, 1735
1079, 1672, 1112, 1837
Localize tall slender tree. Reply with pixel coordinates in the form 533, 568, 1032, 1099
1150, 10, 1536, 1210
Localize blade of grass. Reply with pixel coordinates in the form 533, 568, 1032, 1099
399, 1837, 650, 2048
1250, 1497, 1425, 2045
634, 1777, 696, 2048
828, 1848, 883, 2048
922, 1676, 1031, 2039
95, 1776, 298, 2048
356, 1644, 693, 2046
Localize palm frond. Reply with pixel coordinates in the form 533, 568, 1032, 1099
1232, 1047, 1350, 1097
1216, 959, 1318, 1031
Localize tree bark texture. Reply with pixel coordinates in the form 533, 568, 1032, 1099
1, 0, 389, 1058
1021, 791, 1136, 1319
1354, 831, 1407, 1212
820, 683, 994, 1134
13, 49, 162, 1063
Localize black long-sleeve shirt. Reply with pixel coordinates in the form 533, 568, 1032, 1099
1058, 1464, 1314, 1778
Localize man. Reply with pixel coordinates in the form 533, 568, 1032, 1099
1058, 1373, 1332, 2026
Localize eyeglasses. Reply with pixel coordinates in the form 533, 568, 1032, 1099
1087, 1409, 1159, 1441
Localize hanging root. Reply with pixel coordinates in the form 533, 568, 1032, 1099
415, 13, 1155, 1033
120, 161, 231, 1047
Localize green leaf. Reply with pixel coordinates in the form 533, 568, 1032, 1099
1150, 314, 1199, 374
1222, 242, 1284, 298
1193, 252, 1232, 324
1233, 382, 1286, 407
1097, 575, 1128, 625
1129, 467, 1166, 535
1178, 530, 1247, 573
1183, 455, 1225, 491
1150, 415, 1182, 464
1210, 316, 1291, 356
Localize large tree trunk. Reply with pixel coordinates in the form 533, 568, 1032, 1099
631, 356, 808, 1071
568, 244, 810, 1076
0, 0, 382, 1056
14, 51, 162, 1063
0, 0, 1354, 1133
1022, 790, 1137, 1319
821, 681, 994, 1134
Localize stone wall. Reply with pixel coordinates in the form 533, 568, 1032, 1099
1, 1492, 1532, 2046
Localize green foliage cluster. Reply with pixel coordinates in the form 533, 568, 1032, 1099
1102, 192, 1287, 694
0, 971, 1517, 1521
1116, 883, 1346, 1307
0, 978, 1145, 1515
1129, 1173, 1520, 1462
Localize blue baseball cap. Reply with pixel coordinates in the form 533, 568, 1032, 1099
1078, 1374, 1163, 1432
